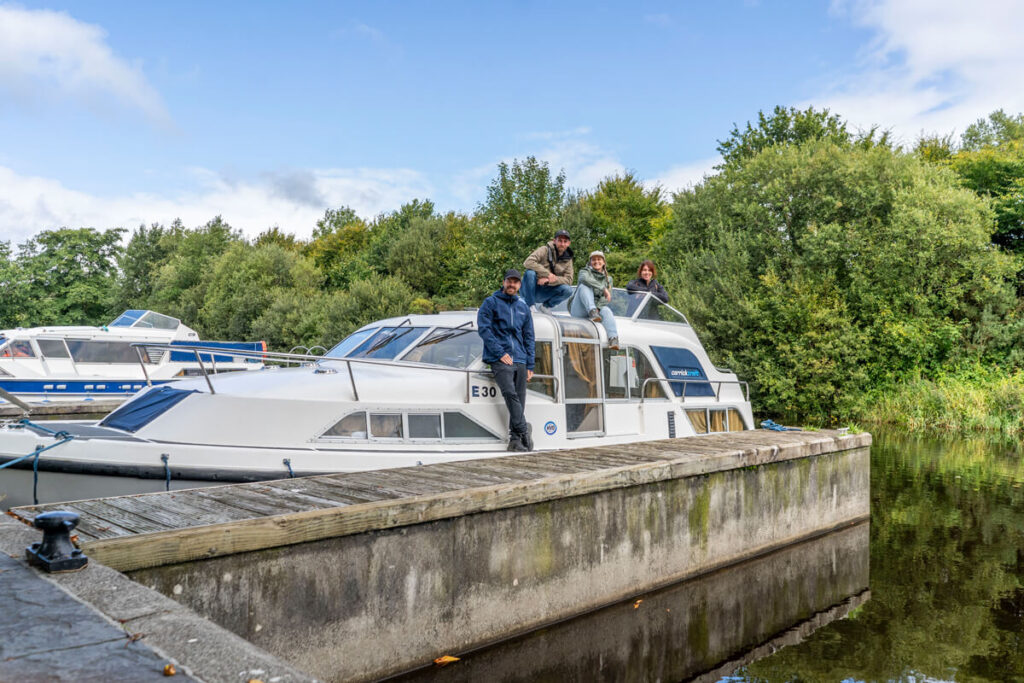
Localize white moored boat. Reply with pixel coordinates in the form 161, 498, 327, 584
0, 291, 752, 507
0, 310, 265, 406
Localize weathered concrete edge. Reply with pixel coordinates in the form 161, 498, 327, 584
0, 516, 318, 683
78, 431, 873, 572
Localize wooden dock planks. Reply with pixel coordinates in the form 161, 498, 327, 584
7, 429, 870, 571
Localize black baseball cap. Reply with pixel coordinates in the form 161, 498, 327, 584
504, 268, 522, 281
554, 229, 570, 239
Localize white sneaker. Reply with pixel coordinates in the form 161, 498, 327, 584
535, 303, 551, 314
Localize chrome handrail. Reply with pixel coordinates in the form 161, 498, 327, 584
639, 377, 750, 403
131, 342, 559, 404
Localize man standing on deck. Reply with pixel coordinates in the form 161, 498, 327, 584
477, 269, 535, 451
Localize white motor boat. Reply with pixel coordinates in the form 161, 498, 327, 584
0, 310, 265, 406
0, 291, 752, 507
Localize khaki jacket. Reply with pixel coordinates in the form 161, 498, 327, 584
523, 241, 575, 286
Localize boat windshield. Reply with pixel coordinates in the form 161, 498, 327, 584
323, 328, 378, 358
550, 288, 689, 325
401, 327, 483, 368
346, 326, 428, 360
109, 310, 180, 330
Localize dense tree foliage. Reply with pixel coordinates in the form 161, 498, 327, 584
5, 107, 1024, 424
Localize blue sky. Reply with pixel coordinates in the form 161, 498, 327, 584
1, 0, 1022, 244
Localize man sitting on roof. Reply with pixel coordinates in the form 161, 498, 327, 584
521, 230, 574, 313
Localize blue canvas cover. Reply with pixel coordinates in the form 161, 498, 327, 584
168, 340, 265, 363
650, 346, 715, 397
100, 385, 197, 432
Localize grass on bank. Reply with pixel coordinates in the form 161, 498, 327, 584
857, 367, 1024, 437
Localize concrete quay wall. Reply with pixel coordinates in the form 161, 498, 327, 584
130, 437, 870, 681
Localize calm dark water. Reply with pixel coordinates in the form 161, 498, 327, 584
401, 429, 1024, 682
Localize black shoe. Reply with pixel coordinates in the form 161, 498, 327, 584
521, 423, 534, 451
507, 437, 528, 452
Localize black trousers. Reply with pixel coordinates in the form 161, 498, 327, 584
491, 362, 529, 439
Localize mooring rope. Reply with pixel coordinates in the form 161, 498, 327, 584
283, 458, 295, 478
160, 453, 171, 491
0, 435, 76, 505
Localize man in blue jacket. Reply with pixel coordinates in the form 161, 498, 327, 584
477, 269, 535, 451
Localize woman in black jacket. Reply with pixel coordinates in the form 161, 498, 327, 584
626, 260, 669, 303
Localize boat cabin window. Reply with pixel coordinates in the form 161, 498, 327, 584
321, 410, 499, 442
37, 339, 70, 359
409, 413, 442, 438
347, 326, 427, 360
634, 297, 689, 324
110, 310, 146, 327
324, 328, 377, 358
66, 340, 149, 364
603, 347, 668, 401
0, 340, 34, 358
527, 341, 556, 399
563, 339, 603, 435
557, 318, 598, 340
370, 413, 403, 439
650, 346, 714, 397
401, 328, 483, 368
323, 411, 368, 438
686, 408, 746, 434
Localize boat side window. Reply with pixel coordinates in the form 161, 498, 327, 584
402, 329, 483, 368
370, 413, 403, 438
633, 349, 666, 399
348, 327, 427, 360
37, 340, 70, 359
324, 411, 367, 438
563, 343, 599, 399
443, 412, 497, 439
0, 340, 34, 358
650, 346, 714, 397
527, 341, 556, 399
324, 328, 377, 359
602, 348, 629, 400
409, 413, 442, 438
66, 340, 148, 364
686, 408, 746, 434
635, 298, 689, 324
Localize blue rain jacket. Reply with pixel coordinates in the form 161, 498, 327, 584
477, 289, 535, 369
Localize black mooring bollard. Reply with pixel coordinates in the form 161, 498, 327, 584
25, 511, 88, 573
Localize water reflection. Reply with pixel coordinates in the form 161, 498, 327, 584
396, 522, 869, 682
740, 429, 1024, 681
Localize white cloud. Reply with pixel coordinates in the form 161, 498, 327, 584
0, 5, 170, 126
649, 157, 721, 195
0, 165, 433, 246
818, 0, 1024, 142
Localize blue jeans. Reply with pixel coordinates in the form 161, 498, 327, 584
522, 270, 572, 308
571, 286, 617, 339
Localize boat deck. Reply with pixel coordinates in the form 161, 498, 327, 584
7, 429, 869, 573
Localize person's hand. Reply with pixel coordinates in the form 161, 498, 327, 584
538, 275, 550, 285
604, 288, 611, 300
527, 370, 534, 381
500, 353, 513, 365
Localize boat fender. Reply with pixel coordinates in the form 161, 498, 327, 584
160, 453, 171, 491
283, 458, 295, 478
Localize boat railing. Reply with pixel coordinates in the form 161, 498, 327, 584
639, 377, 750, 404
130, 343, 559, 404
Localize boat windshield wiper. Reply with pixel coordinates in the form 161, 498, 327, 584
421, 328, 472, 346
365, 327, 415, 354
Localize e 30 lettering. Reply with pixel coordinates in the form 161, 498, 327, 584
471, 385, 498, 398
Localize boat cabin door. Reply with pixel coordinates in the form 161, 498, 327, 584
557, 319, 604, 437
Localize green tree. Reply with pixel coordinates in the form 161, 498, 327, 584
948, 141, 1024, 251
716, 105, 887, 170
147, 216, 243, 327
466, 157, 566, 298
319, 276, 417, 345
115, 221, 177, 312
0, 241, 28, 328
255, 226, 304, 252
15, 227, 125, 325
198, 242, 322, 341
659, 141, 1015, 420
961, 109, 1024, 151
305, 207, 370, 289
